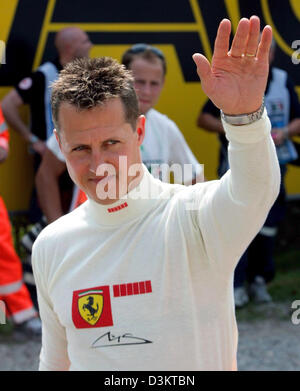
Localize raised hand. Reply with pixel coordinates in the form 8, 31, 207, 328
193, 16, 272, 115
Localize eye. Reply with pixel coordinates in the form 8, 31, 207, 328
135, 80, 145, 86
105, 140, 119, 146
72, 145, 88, 152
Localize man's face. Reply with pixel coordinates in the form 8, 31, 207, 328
71, 30, 93, 59
129, 57, 165, 115
56, 98, 145, 205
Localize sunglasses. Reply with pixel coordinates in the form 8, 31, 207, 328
127, 43, 165, 61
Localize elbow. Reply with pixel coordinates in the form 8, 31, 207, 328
196, 114, 205, 128
1, 96, 11, 118
35, 167, 50, 191
272, 161, 281, 203
260, 158, 281, 211
1, 90, 21, 119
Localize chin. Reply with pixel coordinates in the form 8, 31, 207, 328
91, 196, 118, 206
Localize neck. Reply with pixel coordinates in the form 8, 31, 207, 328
85, 164, 164, 226
59, 55, 72, 68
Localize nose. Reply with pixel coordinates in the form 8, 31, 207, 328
89, 150, 116, 178
89, 150, 105, 175
142, 82, 152, 96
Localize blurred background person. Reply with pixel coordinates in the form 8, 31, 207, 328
0, 105, 41, 337
122, 43, 203, 185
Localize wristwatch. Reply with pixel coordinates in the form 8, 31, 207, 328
220, 97, 265, 126
29, 134, 39, 144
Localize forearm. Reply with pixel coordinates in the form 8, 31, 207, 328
224, 110, 280, 205
197, 113, 225, 135
36, 172, 64, 223
0, 145, 8, 163
198, 111, 280, 271
287, 118, 300, 138
2, 93, 32, 142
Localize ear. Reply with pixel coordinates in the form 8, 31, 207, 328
136, 115, 146, 146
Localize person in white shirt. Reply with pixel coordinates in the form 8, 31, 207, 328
32, 16, 280, 371
121, 43, 202, 184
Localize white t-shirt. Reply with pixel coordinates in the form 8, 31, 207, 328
32, 111, 280, 371
47, 108, 202, 184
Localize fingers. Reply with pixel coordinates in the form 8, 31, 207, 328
213, 19, 231, 58
244, 16, 260, 57
229, 18, 250, 58
192, 53, 212, 82
228, 16, 271, 61
256, 25, 273, 62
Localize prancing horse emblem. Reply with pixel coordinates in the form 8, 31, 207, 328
78, 290, 103, 326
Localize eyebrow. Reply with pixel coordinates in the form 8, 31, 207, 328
69, 137, 122, 148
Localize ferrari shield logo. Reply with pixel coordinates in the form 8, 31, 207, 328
78, 290, 103, 325
72, 285, 113, 329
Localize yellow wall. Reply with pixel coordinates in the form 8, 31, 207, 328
1, 0, 300, 211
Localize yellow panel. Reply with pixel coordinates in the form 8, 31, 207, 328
290, 0, 300, 21
0, 0, 18, 41
224, 0, 241, 32
286, 166, 300, 195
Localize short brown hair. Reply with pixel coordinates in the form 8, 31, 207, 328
122, 44, 167, 75
51, 56, 139, 133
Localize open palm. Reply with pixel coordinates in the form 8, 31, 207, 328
193, 16, 272, 115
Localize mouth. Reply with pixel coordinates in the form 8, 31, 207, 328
89, 175, 116, 184
139, 99, 151, 105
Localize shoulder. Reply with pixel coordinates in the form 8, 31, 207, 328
271, 67, 288, 84
37, 61, 59, 79
147, 109, 182, 136
160, 180, 218, 232
147, 108, 174, 125
15, 71, 45, 92
32, 203, 87, 255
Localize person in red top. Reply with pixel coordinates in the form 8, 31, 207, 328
0, 106, 41, 337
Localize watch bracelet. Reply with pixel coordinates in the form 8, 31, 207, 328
220, 97, 265, 126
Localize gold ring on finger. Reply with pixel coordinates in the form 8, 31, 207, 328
229, 53, 243, 59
